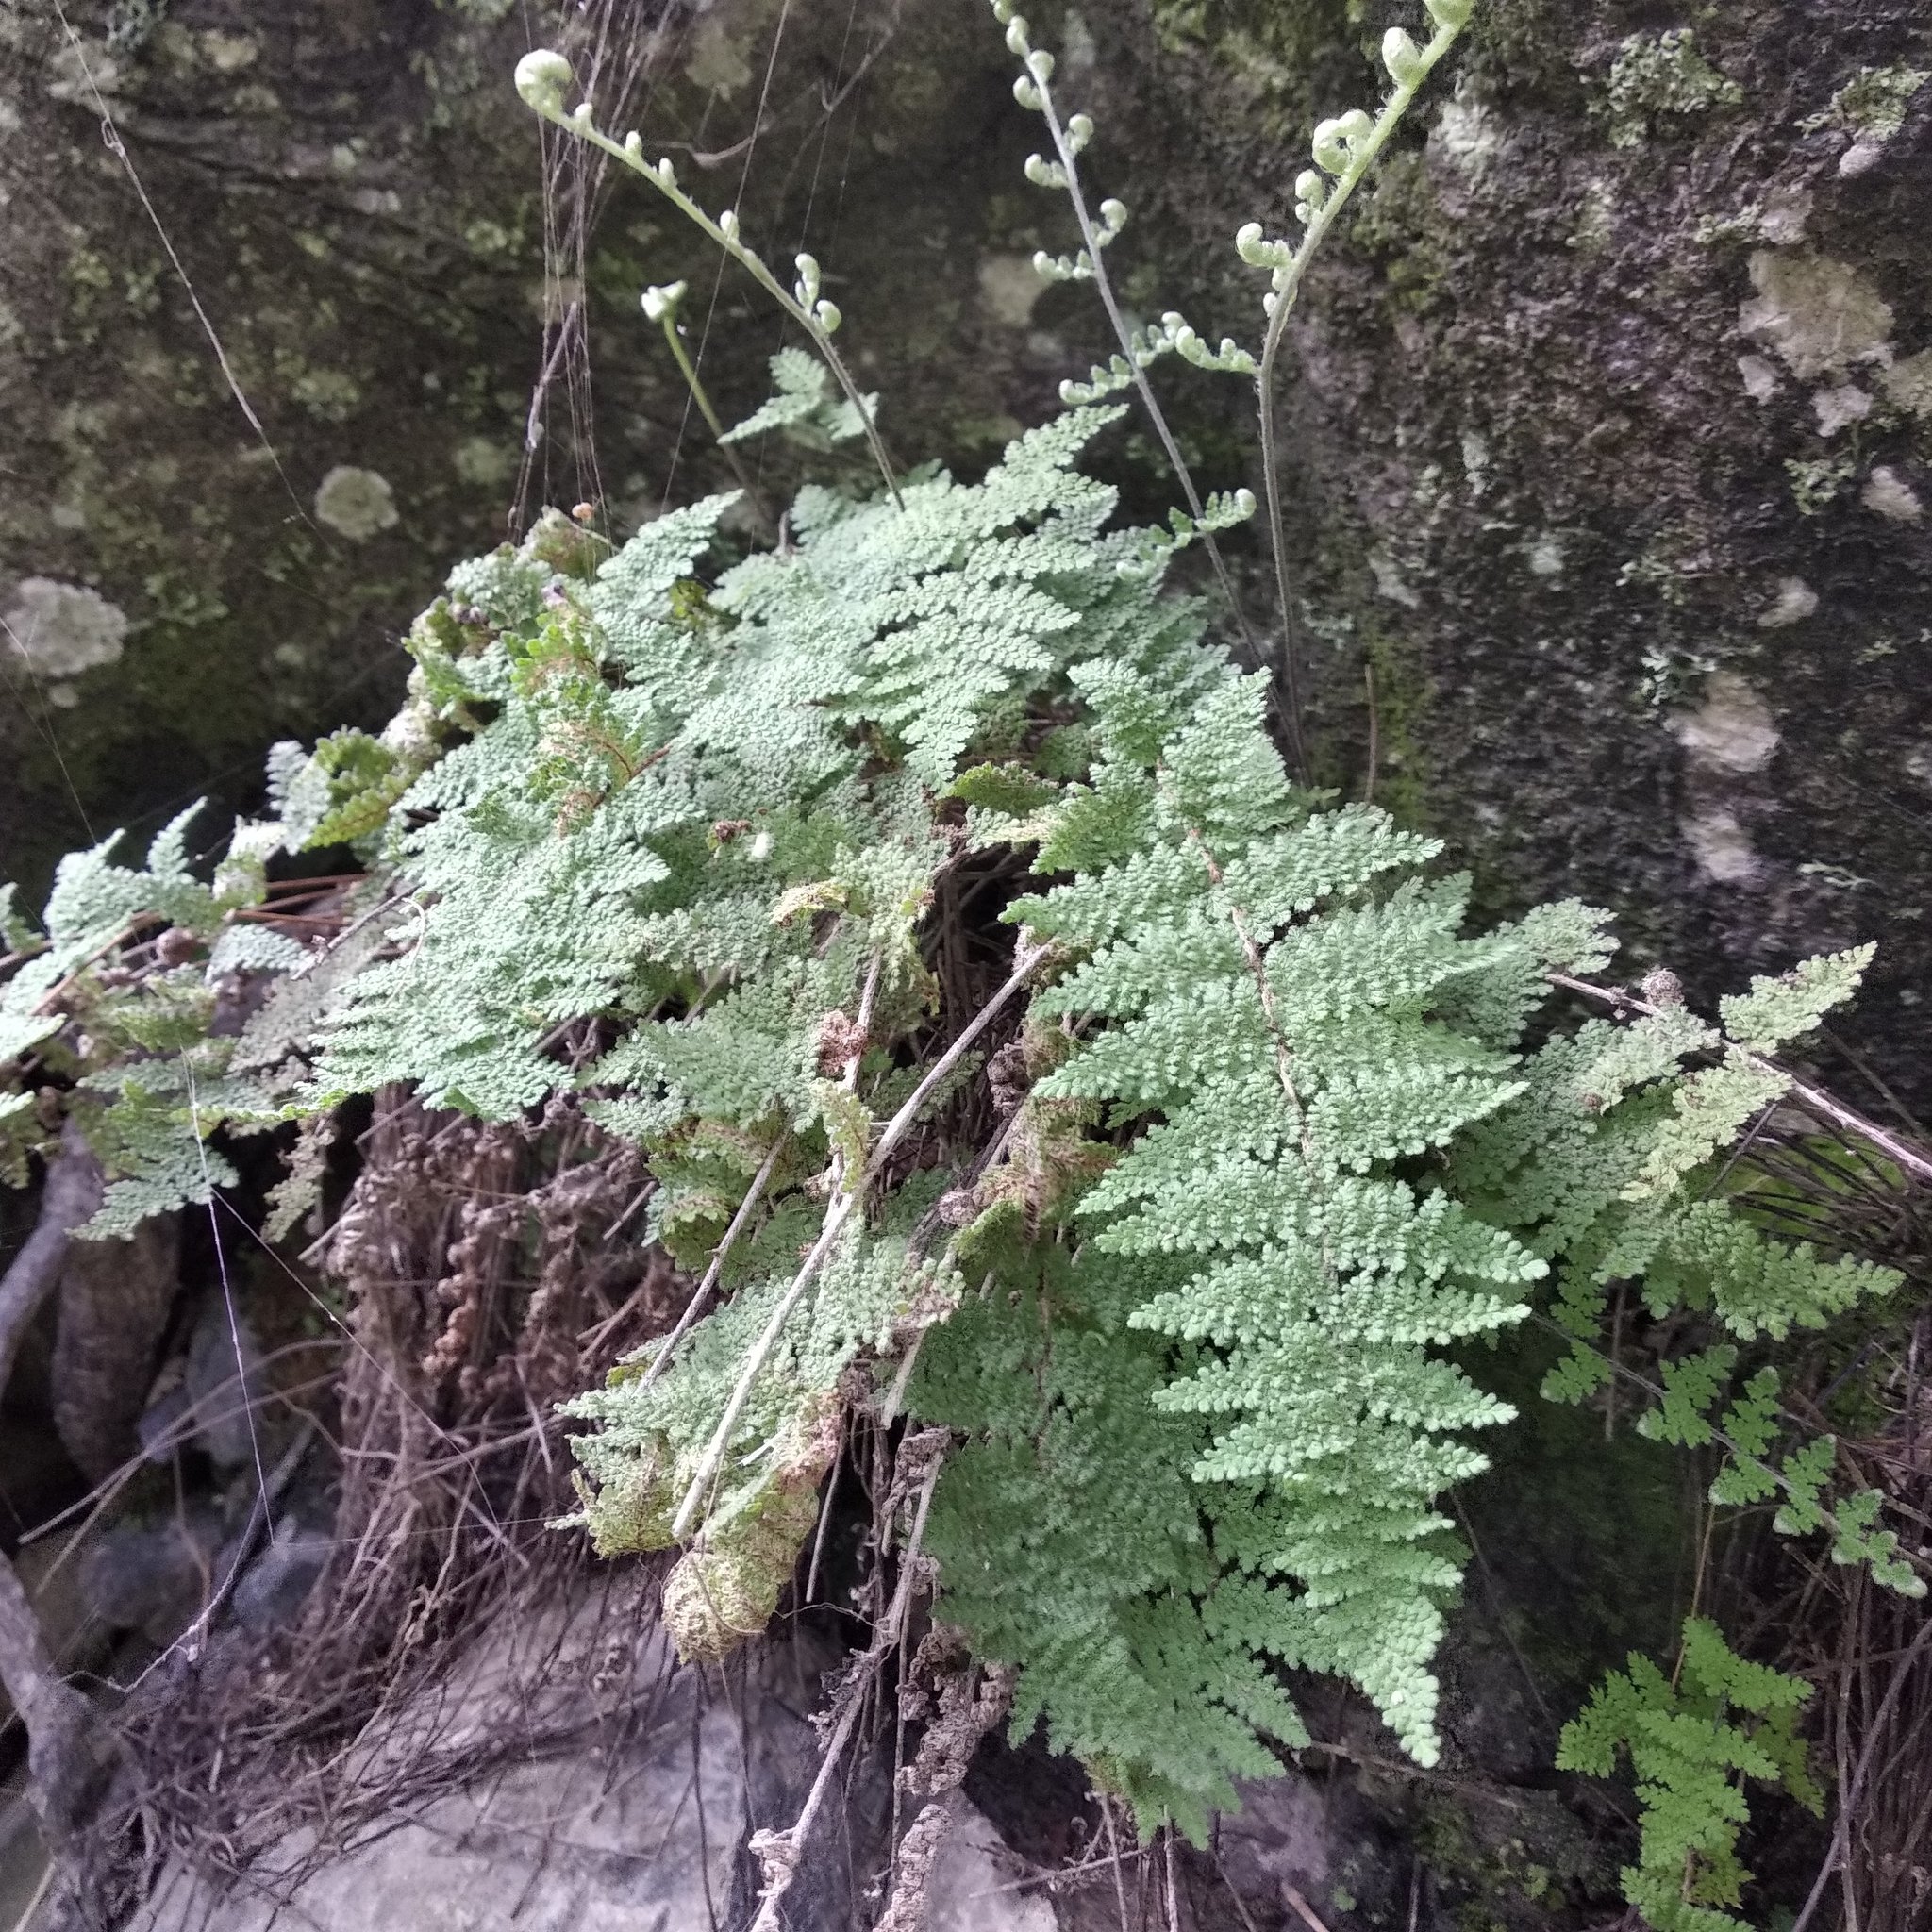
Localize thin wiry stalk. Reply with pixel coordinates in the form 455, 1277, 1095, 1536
635, 1133, 788, 1391
1790, 1612, 1932, 1932
745, 1454, 944, 1932
651, 304, 778, 535
1027, 71, 1257, 661
669, 941, 1049, 1541
1250, 10, 1470, 779
520, 60, 904, 509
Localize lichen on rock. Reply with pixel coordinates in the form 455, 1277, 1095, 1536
1, 576, 129, 677
313, 465, 400, 541
1599, 29, 1742, 148
1740, 251, 1894, 381
1801, 61, 1928, 144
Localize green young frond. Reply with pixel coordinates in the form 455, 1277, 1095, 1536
1622, 1051, 1790, 1200
582, 491, 737, 680
1718, 942, 1874, 1054
720, 346, 877, 448
1219, 806, 1442, 932
313, 800, 675, 1118
1158, 674, 1293, 852
72, 1058, 246, 1240
0, 884, 35, 954
915, 1240, 1305, 1841
42, 807, 221, 943
0, 1091, 42, 1191
1029, 766, 1161, 875
1557, 1619, 1815, 1932
1825, 1488, 1925, 1596
1437, 898, 1617, 1049
1650, 1199, 1901, 1341
966, 646, 1552, 1788
1307, 1064, 1524, 1172
1011, 840, 1211, 945
1634, 1345, 1737, 1448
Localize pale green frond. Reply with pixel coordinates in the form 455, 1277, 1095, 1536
1719, 943, 1875, 1054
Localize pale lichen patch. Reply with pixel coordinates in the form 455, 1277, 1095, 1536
314, 466, 399, 541
1600, 30, 1741, 148
976, 255, 1046, 330
1430, 92, 1502, 176
1740, 252, 1894, 381
1672, 672, 1779, 775
1756, 186, 1812, 247
1803, 63, 1928, 144
46, 41, 121, 103
1059, 9, 1097, 75
1683, 808, 1761, 886
685, 17, 753, 96
1369, 551, 1421, 609
1757, 577, 1819, 629
2, 577, 130, 676
290, 367, 363, 423
454, 438, 516, 489
1459, 429, 1491, 498
1812, 383, 1873, 437
1881, 350, 1932, 419
198, 31, 258, 74
1861, 466, 1924, 523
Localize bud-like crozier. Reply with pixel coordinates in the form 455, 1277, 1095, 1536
1382, 27, 1424, 88
1425, 0, 1474, 28
641, 280, 687, 324
1310, 117, 1351, 175
514, 48, 574, 117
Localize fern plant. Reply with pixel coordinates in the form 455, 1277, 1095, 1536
0, 0, 1923, 1900
1557, 1618, 1822, 1932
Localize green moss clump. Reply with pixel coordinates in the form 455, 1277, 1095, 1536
1802, 63, 1929, 143
1786, 453, 1856, 517
1600, 29, 1742, 149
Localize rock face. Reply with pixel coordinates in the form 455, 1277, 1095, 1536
8, 3, 1927, 1099
0, 0, 1031, 897
1086, 0, 1932, 1099
122, 1601, 1094, 1932
6, 3, 1927, 1922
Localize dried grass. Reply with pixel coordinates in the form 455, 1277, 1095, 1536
75, 1089, 679, 1920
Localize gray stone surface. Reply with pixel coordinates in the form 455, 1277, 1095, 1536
926, 1802, 1059, 1932
135, 1699, 750, 1932
117, 1607, 1069, 1932
7, 1, 1928, 1108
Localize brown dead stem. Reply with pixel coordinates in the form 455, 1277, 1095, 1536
88, 1088, 680, 1908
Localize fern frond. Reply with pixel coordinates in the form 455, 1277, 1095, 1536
1719, 943, 1874, 1055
